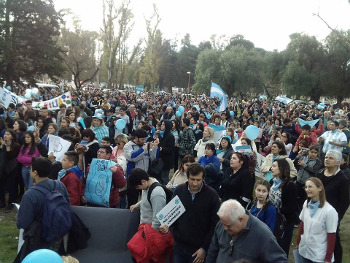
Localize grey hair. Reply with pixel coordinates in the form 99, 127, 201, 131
217, 199, 245, 223
326, 150, 342, 163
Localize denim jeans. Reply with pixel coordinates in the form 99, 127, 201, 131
174, 244, 194, 263
21, 166, 33, 189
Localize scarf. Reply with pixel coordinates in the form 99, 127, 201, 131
202, 138, 210, 142
159, 131, 164, 138
216, 149, 226, 155
58, 165, 84, 181
308, 200, 320, 218
271, 177, 282, 191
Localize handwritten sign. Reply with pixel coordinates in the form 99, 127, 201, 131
255, 153, 266, 179
156, 195, 185, 227
0, 88, 12, 108
85, 158, 116, 207
48, 135, 71, 162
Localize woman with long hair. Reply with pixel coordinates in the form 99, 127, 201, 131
219, 152, 255, 208
60, 117, 70, 130
250, 180, 277, 231
297, 177, 338, 263
35, 117, 46, 138
13, 120, 27, 145
76, 128, 99, 170
0, 117, 8, 137
167, 155, 195, 190
0, 129, 21, 211
24, 110, 36, 127
270, 158, 298, 256
66, 110, 78, 128
16, 131, 41, 189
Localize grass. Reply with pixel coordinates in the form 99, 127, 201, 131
0, 209, 19, 263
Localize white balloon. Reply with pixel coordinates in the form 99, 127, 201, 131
25, 88, 31, 93
32, 87, 39, 94
25, 91, 32, 99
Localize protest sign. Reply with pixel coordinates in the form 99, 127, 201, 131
0, 87, 12, 108
255, 153, 266, 179
85, 158, 116, 207
48, 135, 72, 162
156, 195, 186, 227
234, 145, 252, 153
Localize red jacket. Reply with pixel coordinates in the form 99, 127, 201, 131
127, 223, 173, 263
60, 170, 83, 206
84, 164, 126, 207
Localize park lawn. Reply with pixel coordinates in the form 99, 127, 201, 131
0, 210, 18, 263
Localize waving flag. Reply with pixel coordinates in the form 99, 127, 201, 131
298, 118, 319, 128
210, 82, 227, 112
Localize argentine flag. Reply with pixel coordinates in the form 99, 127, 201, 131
210, 82, 227, 112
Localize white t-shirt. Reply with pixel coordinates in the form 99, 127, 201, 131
299, 201, 338, 262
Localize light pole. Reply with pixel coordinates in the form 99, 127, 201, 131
187, 71, 191, 94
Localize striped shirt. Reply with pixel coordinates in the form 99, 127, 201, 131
320, 129, 347, 153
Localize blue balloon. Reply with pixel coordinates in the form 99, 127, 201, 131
230, 111, 234, 116
6, 86, 11, 91
115, 119, 126, 130
22, 249, 63, 263
27, 125, 35, 131
176, 111, 182, 117
178, 106, 185, 113
245, 125, 259, 141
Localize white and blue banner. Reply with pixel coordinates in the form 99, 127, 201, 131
208, 123, 226, 143
298, 118, 319, 128
275, 96, 293, 104
0, 87, 13, 108
136, 85, 144, 94
210, 82, 227, 112
85, 158, 116, 207
317, 103, 326, 110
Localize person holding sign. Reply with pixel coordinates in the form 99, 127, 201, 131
81, 145, 126, 208
160, 163, 221, 263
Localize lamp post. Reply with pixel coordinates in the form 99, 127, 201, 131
187, 71, 191, 94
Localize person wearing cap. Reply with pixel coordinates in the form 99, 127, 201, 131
92, 109, 109, 144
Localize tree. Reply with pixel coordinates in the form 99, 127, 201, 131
324, 30, 350, 105
282, 33, 328, 102
138, 4, 162, 91
59, 20, 99, 90
0, 0, 65, 84
100, 0, 137, 88
176, 34, 200, 89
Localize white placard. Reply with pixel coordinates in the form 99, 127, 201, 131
48, 135, 72, 162
255, 153, 266, 179
156, 195, 186, 227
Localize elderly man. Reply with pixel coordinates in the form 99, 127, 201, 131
206, 199, 287, 263
160, 106, 175, 121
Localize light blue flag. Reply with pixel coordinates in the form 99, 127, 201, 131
210, 82, 227, 112
85, 158, 116, 207
275, 96, 293, 104
317, 103, 326, 110
136, 85, 144, 94
298, 118, 319, 128
208, 123, 226, 143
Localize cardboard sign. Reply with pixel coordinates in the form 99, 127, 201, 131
156, 195, 186, 227
255, 153, 266, 179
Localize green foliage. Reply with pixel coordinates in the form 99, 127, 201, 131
0, 0, 65, 84
282, 33, 328, 102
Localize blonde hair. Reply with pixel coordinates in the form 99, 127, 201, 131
204, 127, 214, 140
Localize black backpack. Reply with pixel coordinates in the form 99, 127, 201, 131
34, 180, 72, 243
147, 182, 173, 207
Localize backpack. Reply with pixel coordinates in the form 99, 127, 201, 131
34, 180, 72, 243
147, 182, 173, 208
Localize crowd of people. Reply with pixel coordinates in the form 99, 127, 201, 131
0, 85, 350, 262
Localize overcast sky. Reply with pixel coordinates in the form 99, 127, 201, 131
54, 0, 350, 51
